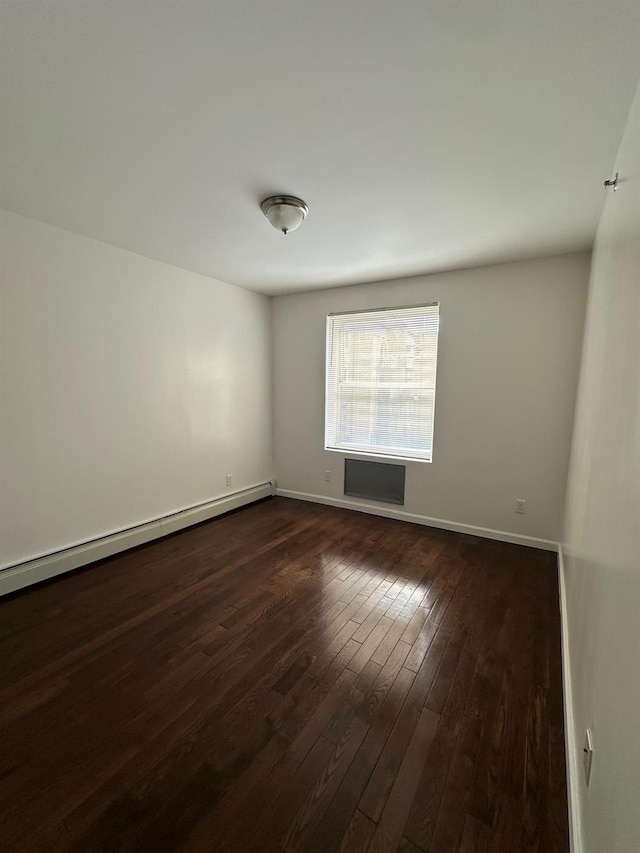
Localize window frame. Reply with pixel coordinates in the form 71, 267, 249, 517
324, 302, 440, 464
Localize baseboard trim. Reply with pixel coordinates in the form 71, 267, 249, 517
275, 489, 559, 551
0, 482, 274, 598
557, 545, 583, 853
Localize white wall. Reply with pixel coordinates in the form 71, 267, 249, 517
562, 81, 640, 853
273, 253, 589, 543
0, 211, 272, 568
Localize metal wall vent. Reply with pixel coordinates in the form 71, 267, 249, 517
344, 458, 406, 506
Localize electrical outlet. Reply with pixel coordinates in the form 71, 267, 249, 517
515, 499, 526, 514
226, 474, 232, 487
324, 470, 332, 482
583, 728, 594, 785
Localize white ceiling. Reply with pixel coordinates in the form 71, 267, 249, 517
2, 1, 640, 296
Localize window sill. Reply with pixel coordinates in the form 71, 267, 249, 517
324, 446, 432, 464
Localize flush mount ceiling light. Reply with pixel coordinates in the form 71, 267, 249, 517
260, 195, 309, 235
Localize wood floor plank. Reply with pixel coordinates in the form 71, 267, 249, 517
427, 715, 482, 853
281, 719, 370, 852
544, 724, 571, 853
520, 682, 549, 852
358, 629, 450, 823
398, 840, 422, 853
289, 668, 359, 763
467, 605, 519, 827
307, 665, 416, 853
337, 809, 377, 852
367, 707, 440, 852
459, 813, 492, 853
403, 628, 480, 850
349, 616, 394, 674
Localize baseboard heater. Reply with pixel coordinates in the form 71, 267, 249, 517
0, 481, 275, 598
344, 458, 405, 505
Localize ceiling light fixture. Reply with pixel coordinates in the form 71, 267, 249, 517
260, 195, 309, 235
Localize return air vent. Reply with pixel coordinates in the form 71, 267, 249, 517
344, 458, 406, 505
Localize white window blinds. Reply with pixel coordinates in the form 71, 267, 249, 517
325, 303, 440, 462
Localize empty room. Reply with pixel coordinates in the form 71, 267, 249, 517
1, 2, 639, 852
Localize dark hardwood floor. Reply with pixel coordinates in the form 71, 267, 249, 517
0, 497, 569, 853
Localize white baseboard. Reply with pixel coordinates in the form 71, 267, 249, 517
0, 482, 274, 598
557, 545, 583, 853
276, 489, 559, 552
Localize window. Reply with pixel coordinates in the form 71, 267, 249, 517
325, 303, 439, 462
